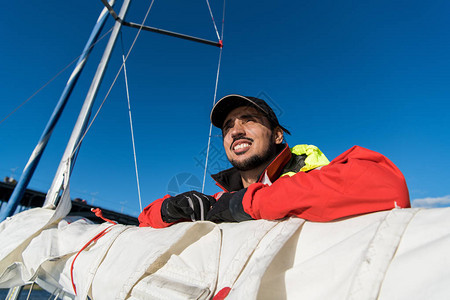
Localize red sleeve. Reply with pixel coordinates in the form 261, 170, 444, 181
242, 146, 410, 222
138, 195, 174, 228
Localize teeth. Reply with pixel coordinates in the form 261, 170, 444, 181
234, 143, 249, 150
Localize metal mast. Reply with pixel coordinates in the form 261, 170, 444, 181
2, 0, 224, 217
0, 1, 115, 221
43, 0, 132, 208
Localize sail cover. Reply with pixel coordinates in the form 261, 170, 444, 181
1, 204, 450, 299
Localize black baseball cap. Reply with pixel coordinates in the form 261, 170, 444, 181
210, 94, 291, 134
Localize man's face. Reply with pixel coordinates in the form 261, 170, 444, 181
222, 106, 281, 171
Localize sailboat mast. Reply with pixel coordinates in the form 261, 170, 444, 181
0, 1, 115, 221
43, 0, 132, 208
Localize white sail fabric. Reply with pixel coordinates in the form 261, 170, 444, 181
1, 205, 450, 299
0, 163, 72, 288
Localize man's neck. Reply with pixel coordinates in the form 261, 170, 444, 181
239, 164, 267, 188
238, 146, 285, 188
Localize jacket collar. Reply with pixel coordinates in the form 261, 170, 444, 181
211, 143, 292, 192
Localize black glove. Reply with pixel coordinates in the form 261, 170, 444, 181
206, 188, 253, 223
161, 191, 216, 223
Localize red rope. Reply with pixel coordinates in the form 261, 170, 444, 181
70, 208, 117, 294
91, 208, 117, 225
213, 287, 231, 299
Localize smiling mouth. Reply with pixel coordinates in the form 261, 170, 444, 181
231, 139, 253, 154
234, 143, 250, 150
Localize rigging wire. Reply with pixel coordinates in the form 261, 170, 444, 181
0, 27, 114, 126
221, 0, 226, 40
120, 33, 143, 212
70, 0, 156, 160
202, 48, 223, 193
205, 0, 221, 41
25, 282, 35, 300
202, 0, 226, 193
34, 0, 223, 198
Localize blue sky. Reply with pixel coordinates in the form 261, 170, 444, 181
1, 0, 449, 217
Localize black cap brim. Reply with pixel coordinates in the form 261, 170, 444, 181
210, 94, 269, 129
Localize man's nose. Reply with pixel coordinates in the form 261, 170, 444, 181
230, 121, 246, 138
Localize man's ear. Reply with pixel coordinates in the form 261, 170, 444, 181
273, 126, 284, 144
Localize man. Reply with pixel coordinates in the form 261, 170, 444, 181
139, 94, 410, 228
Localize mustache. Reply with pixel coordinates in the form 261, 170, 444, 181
230, 137, 253, 150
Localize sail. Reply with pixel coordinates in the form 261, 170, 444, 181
1, 204, 450, 299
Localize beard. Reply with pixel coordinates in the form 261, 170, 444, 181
230, 142, 277, 171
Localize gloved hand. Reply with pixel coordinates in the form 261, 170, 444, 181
206, 188, 253, 223
161, 191, 216, 223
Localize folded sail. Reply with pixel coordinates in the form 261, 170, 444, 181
1, 203, 449, 299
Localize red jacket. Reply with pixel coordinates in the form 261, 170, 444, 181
139, 145, 410, 228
